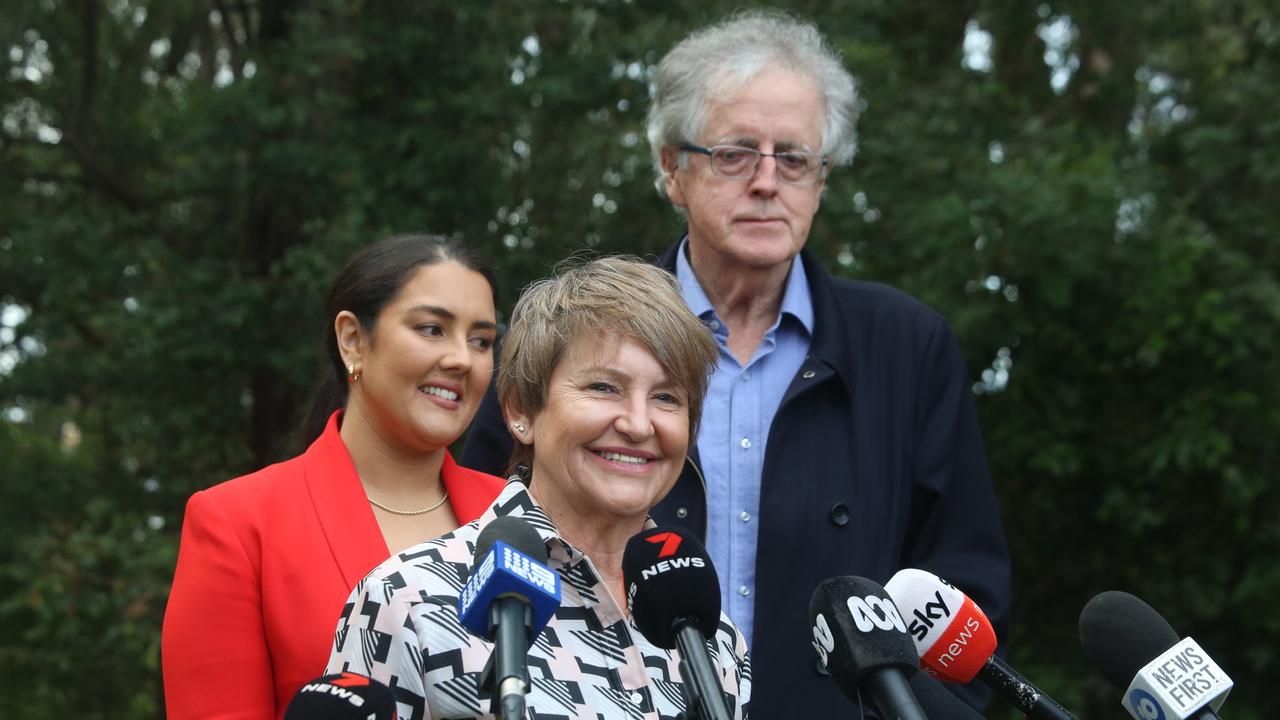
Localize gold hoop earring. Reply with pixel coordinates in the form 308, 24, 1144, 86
347, 363, 361, 383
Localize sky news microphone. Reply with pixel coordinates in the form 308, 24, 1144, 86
1079, 590, 1232, 720
886, 568, 1077, 720
809, 575, 928, 720
457, 515, 561, 720
283, 672, 396, 720
623, 526, 732, 720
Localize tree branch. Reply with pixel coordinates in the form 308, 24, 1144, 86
74, 0, 101, 130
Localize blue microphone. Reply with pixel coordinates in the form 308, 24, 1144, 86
458, 516, 561, 719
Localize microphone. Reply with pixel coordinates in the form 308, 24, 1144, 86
283, 672, 396, 720
457, 516, 561, 720
1079, 590, 1232, 720
808, 575, 928, 720
886, 567, 1077, 720
622, 527, 732, 720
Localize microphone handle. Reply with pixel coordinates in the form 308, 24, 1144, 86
490, 598, 533, 720
672, 621, 733, 720
980, 654, 1077, 720
861, 668, 928, 720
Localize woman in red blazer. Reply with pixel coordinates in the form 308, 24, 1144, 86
162, 235, 508, 720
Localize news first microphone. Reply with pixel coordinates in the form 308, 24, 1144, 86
1079, 590, 1231, 720
458, 515, 561, 720
886, 568, 1077, 720
809, 575, 928, 720
284, 672, 396, 720
623, 526, 732, 720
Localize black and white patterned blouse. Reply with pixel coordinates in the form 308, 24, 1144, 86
327, 481, 752, 719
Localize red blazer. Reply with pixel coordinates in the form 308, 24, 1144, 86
161, 412, 506, 720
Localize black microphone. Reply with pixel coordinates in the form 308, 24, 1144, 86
457, 516, 561, 720
809, 575, 928, 720
622, 526, 732, 720
1080, 591, 1232, 720
283, 672, 396, 720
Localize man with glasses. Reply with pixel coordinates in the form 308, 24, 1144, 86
464, 10, 1010, 717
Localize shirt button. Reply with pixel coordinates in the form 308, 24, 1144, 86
741, 370, 750, 380
802, 369, 816, 379
676, 507, 689, 519
739, 585, 751, 597
740, 437, 752, 449
740, 511, 751, 523
709, 320, 721, 330
630, 691, 643, 705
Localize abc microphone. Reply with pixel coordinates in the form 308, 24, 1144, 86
886, 568, 1077, 720
1079, 590, 1231, 720
809, 576, 928, 720
457, 516, 561, 720
283, 672, 396, 720
622, 527, 732, 720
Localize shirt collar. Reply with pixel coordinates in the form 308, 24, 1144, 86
674, 235, 814, 336
480, 480, 657, 564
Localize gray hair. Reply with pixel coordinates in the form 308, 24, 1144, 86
645, 9, 860, 196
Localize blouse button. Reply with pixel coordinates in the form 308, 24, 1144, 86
630, 691, 644, 705
830, 503, 850, 526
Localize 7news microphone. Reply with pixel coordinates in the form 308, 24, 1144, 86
457, 515, 561, 720
885, 568, 1077, 720
1079, 590, 1232, 720
283, 672, 396, 720
622, 526, 733, 720
809, 575, 930, 720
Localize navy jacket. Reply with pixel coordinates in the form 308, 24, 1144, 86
462, 243, 1012, 717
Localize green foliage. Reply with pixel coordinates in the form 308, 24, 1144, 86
1, 1, 1276, 717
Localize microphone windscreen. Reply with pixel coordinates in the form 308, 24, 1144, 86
809, 575, 918, 701
885, 568, 998, 683
622, 526, 720, 649
473, 515, 547, 566
284, 672, 396, 720
458, 514, 561, 640
1079, 590, 1181, 689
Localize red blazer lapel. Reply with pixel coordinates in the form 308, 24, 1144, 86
440, 451, 505, 524
302, 412, 390, 589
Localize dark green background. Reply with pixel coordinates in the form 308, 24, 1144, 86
2, 1, 1276, 717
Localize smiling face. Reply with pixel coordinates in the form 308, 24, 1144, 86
663, 68, 827, 273
510, 334, 691, 527
341, 261, 496, 456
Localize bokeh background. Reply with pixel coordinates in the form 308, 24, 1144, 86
1, 1, 1277, 717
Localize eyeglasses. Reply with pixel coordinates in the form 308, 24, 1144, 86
679, 143, 830, 186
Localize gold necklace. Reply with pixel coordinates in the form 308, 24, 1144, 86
367, 488, 450, 516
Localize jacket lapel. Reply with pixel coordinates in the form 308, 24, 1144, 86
303, 412, 391, 589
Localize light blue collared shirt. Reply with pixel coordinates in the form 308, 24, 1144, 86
675, 238, 813, 648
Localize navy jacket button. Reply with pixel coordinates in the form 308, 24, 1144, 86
830, 503, 850, 526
